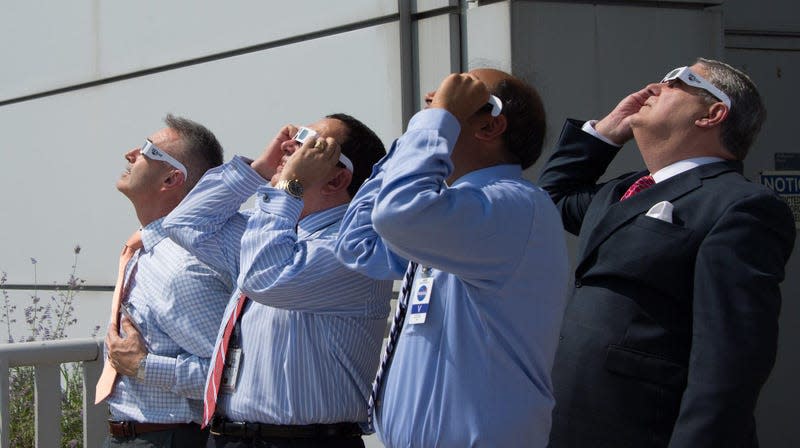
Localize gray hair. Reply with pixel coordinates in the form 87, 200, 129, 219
696, 58, 766, 160
164, 114, 224, 193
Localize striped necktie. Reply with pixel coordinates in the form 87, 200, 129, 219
202, 293, 248, 428
366, 261, 418, 431
620, 174, 655, 201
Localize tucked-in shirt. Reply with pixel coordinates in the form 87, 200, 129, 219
107, 218, 233, 424
163, 156, 393, 425
336, 108, 571, 447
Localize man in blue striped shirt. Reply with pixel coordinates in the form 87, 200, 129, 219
102, 115, 234, 447
163, 113, 391, 448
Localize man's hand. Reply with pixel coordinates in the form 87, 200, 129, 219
595, 83, 660, 145
106, 318, 147, 377
252, 124, 299, 180
279, 136, 342, 189
430, 73, 490, 125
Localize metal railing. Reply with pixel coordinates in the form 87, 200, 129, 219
0, 338, 106, 448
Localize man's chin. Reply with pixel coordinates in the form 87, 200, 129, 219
115, 179, 130, 195
628, 113, 645, 129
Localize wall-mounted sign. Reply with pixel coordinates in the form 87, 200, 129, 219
775, 153, 800, 171
761, 171, 800, 229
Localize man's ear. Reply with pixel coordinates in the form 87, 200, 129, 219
321, 168, 352, 195
696, 103, 728, 128
162, 170, 186, 191
474, 115, 507, 142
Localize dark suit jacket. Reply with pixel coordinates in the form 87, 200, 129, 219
540, 120, 796, 448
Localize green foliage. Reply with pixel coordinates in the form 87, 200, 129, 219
7, 366, 34, 448
2, 246, 93, 448
61, 363, 85, 448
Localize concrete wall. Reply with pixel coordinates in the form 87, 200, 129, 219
0, 1, 405, 288
723, 2, 800, 446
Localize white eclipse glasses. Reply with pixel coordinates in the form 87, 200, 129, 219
140, 139, 187, 178
475, 95, 503, 117
661, 66, 731, 109
293, 127, 354, 172
487, 95, 503, 117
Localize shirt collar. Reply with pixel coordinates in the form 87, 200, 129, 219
297, 203, 348, 239
140, 217, 168, 252
651, 156, 726, 183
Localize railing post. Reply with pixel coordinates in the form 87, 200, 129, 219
34, 363, 61, 448
83, 353, 106, 448
1, 339, 102, 447
0, 357, 9, 448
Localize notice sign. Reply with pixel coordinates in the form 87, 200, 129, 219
761, 171, 800, 228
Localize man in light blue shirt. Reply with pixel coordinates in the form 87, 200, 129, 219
102, 115, 233, 447
336, 69, 570, 447
163, 113, 391, 448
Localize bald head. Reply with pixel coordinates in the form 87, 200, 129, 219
471, 68, 547, 169
468, 68, 509, 87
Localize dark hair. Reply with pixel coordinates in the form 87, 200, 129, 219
491, 76, 546, 170
696, 58, 766, 160
164, 114, 224, 192
326, 113, 386, 197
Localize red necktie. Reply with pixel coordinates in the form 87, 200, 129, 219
620, 175, 655, 201
202, 293, 248, 428
95, 229, 143, 404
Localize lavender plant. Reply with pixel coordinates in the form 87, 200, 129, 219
1, 245, 98, 448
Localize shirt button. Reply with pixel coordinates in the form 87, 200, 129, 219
574, 280, 582, 288
262, 193, 270, 202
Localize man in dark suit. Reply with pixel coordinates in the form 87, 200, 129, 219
540, 58, 796, 447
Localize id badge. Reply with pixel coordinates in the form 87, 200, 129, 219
220, 348, 242, 393
409, 266, 434, 325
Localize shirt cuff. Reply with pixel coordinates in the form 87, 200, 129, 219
256, 185, 304, 223
406, 108, 461, 150
144, 353, 176, 389
581, 120, 622, 147
220, 156, 270, 199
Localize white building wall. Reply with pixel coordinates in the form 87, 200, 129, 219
0, 2, 406, 287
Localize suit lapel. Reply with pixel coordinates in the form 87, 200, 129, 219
575, 161, 741, 275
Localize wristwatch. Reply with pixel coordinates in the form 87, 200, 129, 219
136, 356, 147, 381
275, 179, 304, 199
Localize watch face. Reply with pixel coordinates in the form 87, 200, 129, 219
285, 179, 303, 198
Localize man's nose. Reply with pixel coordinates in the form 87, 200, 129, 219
648, 82, 663, 96
424, 91, 436, 106
281, 139, 298, 154
124, 148, 139, 162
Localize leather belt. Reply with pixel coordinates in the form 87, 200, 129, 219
108, 420, 199, 438
209, 416, 362, 439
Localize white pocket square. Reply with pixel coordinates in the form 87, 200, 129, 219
646, 201, 673, 223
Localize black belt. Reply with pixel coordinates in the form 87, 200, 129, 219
209, 416, 362, 439
108, 421, 200, 437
